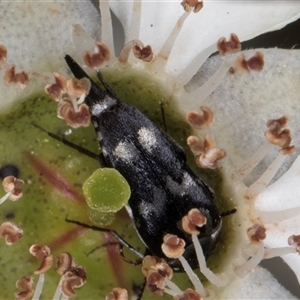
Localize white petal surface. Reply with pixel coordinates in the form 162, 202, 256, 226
0, 1, 100, 109
109, 1, 300, 74
221, 266, 297, 299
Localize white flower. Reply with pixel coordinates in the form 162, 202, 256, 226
1, 1, 300, 299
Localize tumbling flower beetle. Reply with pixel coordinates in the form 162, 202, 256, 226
64, 55, 222, 271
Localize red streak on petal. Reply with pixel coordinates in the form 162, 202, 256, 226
104, 232, 125, 287
48, 226, 86, 250
24, 151, 85, 203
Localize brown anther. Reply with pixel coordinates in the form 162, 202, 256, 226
174, 288, 202, 300
29, 244, 53, 274
66, 77, 91, 98
236, 52, 264, 72
57, 252, 77, 275
15, 275, 34, 300
187, 106, 213, 129
4, 65, 29, 89
142, 255, 164, 276
162, 234, 185, 258
146, 271, 166, 295
265, 116, 294, 151
187, 136, 204, 156
280, 145, 296, 155
288, 234, 300, 252
0, 44, 7, 64
182, 208, 207, 235
60, 266, 87, 298
57, 101, 90, 128
247, 224, 266, 243
236, 54, 249, 73
181, 0, 203, 13
2, 175, 24, 201
105, 287, 128, 300
132, 44, 153, 62
45, 72, 67, 101
83, 42, 110, 69
247, 52, 264, 71
217, 33, 241, 55
0, 221, 23, 245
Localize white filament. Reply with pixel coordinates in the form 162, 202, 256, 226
192, 234, 226, 286
32, 273, 44, 300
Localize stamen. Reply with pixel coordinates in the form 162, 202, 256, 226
15, 275, 34, 300
127, 0, 142, 42
0, 176, 24, 205
59, 267, 87, 298
45, 72, 67, 101
132, 44, 153, 62
99, 1, 115, 57
151, 11, 190, 72
236, 52, 264, 72
234, 242, 264, 277
162, 234, 206, 296
57, 100, 90, 128
187, 134, 226, 169
4, 65, 29, 89
187, 106, 213, 129
187, 59, 235, 103
118, 40, 147, 64
181, 0, 204, 13
29, 244, 53, 300
182, 209, 226, 287
66, 78, 91, 104
105, 287, 128, 300
174, 288, 202, 300
244, 116, 294, 199
256, 206, 300, 224
217, 33, 241, 55
0, 221, 23, 245
235, 224, 266, 277
83, 42, 110, 70
288, 235, 300, 252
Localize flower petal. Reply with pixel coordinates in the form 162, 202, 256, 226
221, 266, 297, 299
109, 1, 300, 74
0, 2, 101, 108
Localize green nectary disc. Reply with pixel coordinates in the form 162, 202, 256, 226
83, 168, 131, 213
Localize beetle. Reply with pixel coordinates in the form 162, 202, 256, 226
63, 55, 222, 271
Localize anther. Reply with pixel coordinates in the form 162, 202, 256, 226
187, 135, 226, 169
162, 234, 206, 296
187, 106, 213, 129
181, 0, 204, 13
0, 175, 24, 205
288, 234, 300, 252
174, 288, 202, 300
15, 275, 34, 300
217, 33, 241, 55
0, 221, 23, 245
57, 100, 90, 128
106, 287, 128, 300
132, 44, 153, 62
182, 209, 226, 287
4, 65, 29, 89
236, 52, 264, 73
247, 224, 266, 243
83, 42, 110, 70
45, 72, 67, 101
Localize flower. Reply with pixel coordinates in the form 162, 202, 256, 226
0, 1, 300, 299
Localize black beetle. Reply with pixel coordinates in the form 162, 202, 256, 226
64, 55, 222, 271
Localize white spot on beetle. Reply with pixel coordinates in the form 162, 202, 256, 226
138, 127, 157, 152
113, 141, 136, 162
166, 172, 195, 196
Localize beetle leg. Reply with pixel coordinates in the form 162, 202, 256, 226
65, 218, 145, 259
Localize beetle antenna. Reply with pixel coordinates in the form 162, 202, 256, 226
221, 208, 237, 217
96, 71, 118, 98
